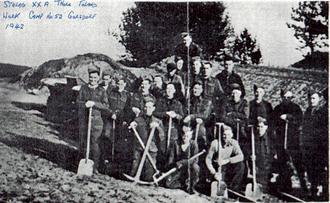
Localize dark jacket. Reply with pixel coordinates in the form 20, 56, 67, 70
301, 104, 328, 155
272, 101, 303, 151
216, 70, 245, 98
77, 84, 109, 119
223, 98, 249, 128
249, 99, 273, 126
174, 42, 202, 62
105, 88, 130, 122
134, 115, 165, 153
188, 96, 213, 122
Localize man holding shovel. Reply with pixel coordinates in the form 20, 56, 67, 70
154, 82, 184, 169
77, 66, 109, 173
165, 123, 200, 194
129, 98, 165, 182
101, 78, 131, 175
272, 90, 303, 192
206, 125, 244, 192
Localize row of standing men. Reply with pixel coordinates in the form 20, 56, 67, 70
76, 57, 328, 200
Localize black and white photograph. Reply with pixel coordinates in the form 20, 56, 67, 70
0, 0, 328, 202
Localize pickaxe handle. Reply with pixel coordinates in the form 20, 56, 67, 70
194, 122, 201, 143
130, 126, 159, 173
153, 149, 206, 185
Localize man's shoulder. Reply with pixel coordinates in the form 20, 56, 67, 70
151, 116, 163, 123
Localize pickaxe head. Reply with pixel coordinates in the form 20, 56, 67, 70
123, 173, 154, 185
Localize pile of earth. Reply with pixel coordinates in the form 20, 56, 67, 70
20, 53, 138, 91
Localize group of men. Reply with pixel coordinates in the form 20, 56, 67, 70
76, 33, 328, 200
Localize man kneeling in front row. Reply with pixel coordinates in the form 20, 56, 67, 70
205, 125, 245, 192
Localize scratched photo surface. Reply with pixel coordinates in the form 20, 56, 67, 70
0, 1, 328, 202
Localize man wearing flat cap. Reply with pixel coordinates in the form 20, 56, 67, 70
77, 66, 109, 173
272, 89, 304, 192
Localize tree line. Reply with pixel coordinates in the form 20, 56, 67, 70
113, 2, 328, 70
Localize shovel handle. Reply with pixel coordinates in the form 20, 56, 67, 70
167, 117, 173, 153
111, 119, 115, 162
85, 107, 92, 162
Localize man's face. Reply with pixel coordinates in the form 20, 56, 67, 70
166, 84, 176, 98
182, 126, 193, 144
89, 72, 100, 86
224, 61, 234, 73
282, 92, 293, 104
102, 75, 111, 86
311, 93, 320, 107
144, 101, 155, 116
176, 59, 184, 70
232, 89, 242, 102
117, 79, 126, 91
193, 60, 202, 74
183, 35, 192, 47
154, 76, 163, 88
193, 84, 203, 97
255, 88, 265, 101
204, 63, 212, 78
141, 80, 151, 92
223, 129, 233, 143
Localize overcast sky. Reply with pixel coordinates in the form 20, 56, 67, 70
0, 0, 304, 67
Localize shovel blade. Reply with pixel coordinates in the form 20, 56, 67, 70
77, 159, 94, 176
245, 183, 263, 200
211, 181, 228, 198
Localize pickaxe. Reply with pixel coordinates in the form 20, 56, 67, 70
123, 125, 156, 185
129, 125, 161, 180
153, 149, 206, 186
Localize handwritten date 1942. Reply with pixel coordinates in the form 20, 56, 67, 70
5, 23, 24, 30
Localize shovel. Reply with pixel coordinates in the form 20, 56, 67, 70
167, 116, 173, 153
211, 122, 228, 198
245, 125, 263, 200
111, 119, 116, 163
77, 107, 94, 176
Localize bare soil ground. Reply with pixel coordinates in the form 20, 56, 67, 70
0, 78, 216, 202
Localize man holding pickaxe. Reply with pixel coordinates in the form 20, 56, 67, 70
128, 98, 165, 182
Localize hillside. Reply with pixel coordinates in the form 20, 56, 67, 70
234, 64, 328, 111
0, 53, 327, 202
20, 53, 137, 91
0, 63, 31, 80
152, 57, 328, 111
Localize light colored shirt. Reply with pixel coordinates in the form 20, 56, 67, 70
205, 138, 244, 174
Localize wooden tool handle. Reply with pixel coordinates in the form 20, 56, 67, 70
85, 107, 92, 162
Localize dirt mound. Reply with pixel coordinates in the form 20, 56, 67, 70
0, 142, 214, 203
21, 53, 137, 91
